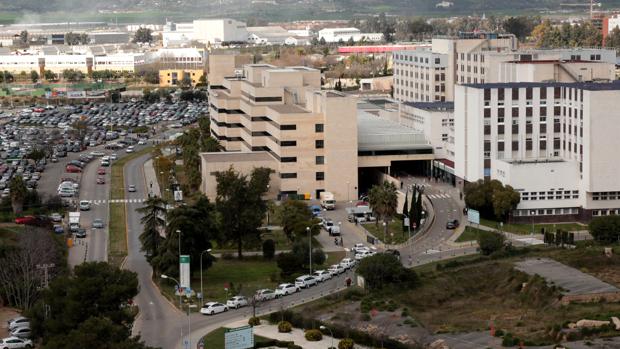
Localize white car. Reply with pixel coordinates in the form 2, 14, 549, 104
339, 258, 356, 270
327, 264, 345, 276
352, 243, 369, 254
226, 296, 248, 309
90, 151, 105, 157
110, 153, 118, 160
138, 139, 147, 145
79, 200, 91, 211
312, 270, 332, 282
355, 250, 376, 260
274, 283, 300, 296
200, 302, 228, 315
0, 336, 33, 348
295, 275, 318, 289
8, 317, 29, 331
49, 213, 62, 222
126, 146, 134, 153
255, 289, 277, 301
9, 327, 31, 339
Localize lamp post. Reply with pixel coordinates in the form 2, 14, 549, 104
199, 249, 212, 302
320, 325, 334, 349
306, 226, 312, 274
176, 229, 182, 259
530, 210, 535, 236
161, 274, 183, 347
338, 221, 342, 246
346, 181, 350, 207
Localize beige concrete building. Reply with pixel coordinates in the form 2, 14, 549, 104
204, 62, 358, 201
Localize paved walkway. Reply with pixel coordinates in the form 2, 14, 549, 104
143, 159, 161, 198
225, 319, 370, 349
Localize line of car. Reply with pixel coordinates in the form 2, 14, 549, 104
2, 317, 33, 349
199, 257, 357, 315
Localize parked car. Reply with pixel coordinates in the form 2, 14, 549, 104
97, 176, 105, 184
226, 296, 249, 309
9, 327, 31, 339
75, 228, 87, 238
65, 164, 81, 173
53, 225, 64, 234
7, 317, 29, 331
14, 216, 35, 225
92, 219, 104, 228
312, 270, 332, 282
384, 249, 401, 260
274, 283, 300, 296
352, 243, 369, 254
339, 258, 356, 270
199, 302, 228, 315
254, 289, 277, 302
355, 250, 376, 260
128, 185, 136, 192
0, 336, 33, 348
79, 200, 91, 211
446, 219, 459, 229
327, 264, 345, 276
49, 212, 62, 222
294, 275, 318, 289
97, 168, 106, 175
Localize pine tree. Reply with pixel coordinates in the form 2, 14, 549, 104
409, 186, 417, 230
402, 191, 409, 233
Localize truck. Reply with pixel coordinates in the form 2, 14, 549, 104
69, 212, 81, 232
319, 191, 336, 210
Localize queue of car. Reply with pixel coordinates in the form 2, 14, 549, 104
2, 316, 33, 348
199, 255, 359, 316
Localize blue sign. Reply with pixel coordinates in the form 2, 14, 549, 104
467, 209, 480, 225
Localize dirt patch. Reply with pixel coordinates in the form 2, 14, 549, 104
0, 307, 21, 337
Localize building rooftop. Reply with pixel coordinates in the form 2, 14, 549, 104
267, 104, 309, 114
404, 101, 454, 111
463, 80, 620, 91
357, 110, 430, 152
200, 151, 276, 163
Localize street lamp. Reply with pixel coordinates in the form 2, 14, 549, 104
320, 325, 334, 349
530, 210, 536, 235
161, 274, 183, 347
306, 226, 312, 274
338, 221, 343, 247
176, 229, 182, 258
199, 248, 212, 302
383, 221, 387, 243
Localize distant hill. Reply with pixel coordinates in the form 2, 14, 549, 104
3, 0, 620, 23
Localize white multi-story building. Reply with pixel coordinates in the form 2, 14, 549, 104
393, 49, 450, 102
162, 19, 247, 47
0, 52, 146, 74
317, 28, 383, 43
455, 81, 620, 222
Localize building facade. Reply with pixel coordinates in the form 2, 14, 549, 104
159, 69, 204, 87
455, 81, 620, 221
205, 63, 358, 201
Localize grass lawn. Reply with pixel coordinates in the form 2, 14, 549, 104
212, 231, 321, 253
200, 327, 272, 348
479, 217, 585, 235
455, 226, 487, 242
0, 225, 23, 246
108, 146, 154, 267
362, 217, 410, 244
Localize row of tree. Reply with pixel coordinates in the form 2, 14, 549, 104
542, 229, 575, 246
402, 184, 424, 233
175, 117, 220, 190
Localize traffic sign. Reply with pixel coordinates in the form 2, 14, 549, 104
225, 325, 254, 349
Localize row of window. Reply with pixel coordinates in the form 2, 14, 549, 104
484, 87, 583, 102
520, 190, 579, 201
592, 209, 620, 216
592, 192, 620, 201
394, 54, 442, 65
512, 207, 579, 216
280, 172, 325, 180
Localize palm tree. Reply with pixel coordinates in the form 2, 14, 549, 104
9, 177, 27, 216
137, 196, 167, 260
368, 180, 398, 242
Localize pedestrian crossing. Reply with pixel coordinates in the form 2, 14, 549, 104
81, 198, 146, 205
426, 193, 451, 200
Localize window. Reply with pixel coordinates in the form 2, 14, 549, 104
280, 173, 297, 179
281, 124, 296, 130
281, 140, 297, 147
316, 172, 325, 181
315, 140, 324, 149
281, 157, 297, 163
315, 124, 324, 133
316, 156, 324, 165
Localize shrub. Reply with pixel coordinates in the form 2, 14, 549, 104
338, 338, 355, 349
278, 321, 292, 333
478, 230, 505, 256
494, 329, 504, 337
360, 313, 371, 321
262, 239, 275, 260
305, 329, 323, 341
248, 317, 261, 326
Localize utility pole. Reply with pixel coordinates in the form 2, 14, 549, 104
37, 263, 55, 319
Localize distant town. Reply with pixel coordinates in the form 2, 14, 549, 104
1, 4, 620, 349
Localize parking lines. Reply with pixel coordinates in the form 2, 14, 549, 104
81, 198, 146, 204
426, 194, 451, 199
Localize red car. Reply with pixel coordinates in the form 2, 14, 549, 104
66, 165, 82, 173
97, 168, 106, 175
97, 176, 105, 184
15, 216, 36, 224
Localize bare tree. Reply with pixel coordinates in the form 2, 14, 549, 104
0, 227, 62, 310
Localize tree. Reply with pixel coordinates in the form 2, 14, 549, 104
368, 180, 398, 238
133, 28, 154, 44
262, 239, 275, 260
137, 196, 167, 261
9, 176, 27, 215
62, 69, 85, 82
606, 27, 620, 52
276, 240, 325, 277
65, 32, 90, 45
142, 70, 159, 84
464, 179, 520, 221
30, 70, 39, 83
0, 227, 64, 310
477, 230, 505, 256
44, 70, 57, 81
30, 262, 138, 342
589, 215, 620, 243
214, 167, 272, 258
502, 16, 538, 41
319, 37, 327, 45
279, 199, 320, 241
401, 192, 409, 233
356, 253, 418, 290
19, 30, 28, 44
26, 148, 46, 162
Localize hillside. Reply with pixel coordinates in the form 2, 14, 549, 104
3, 0, 620, 23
